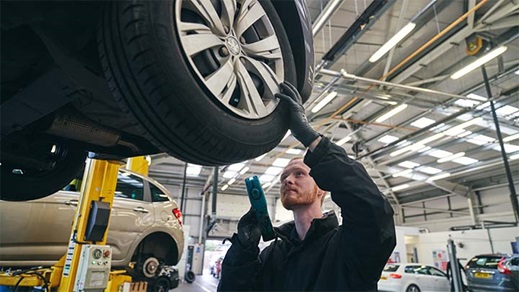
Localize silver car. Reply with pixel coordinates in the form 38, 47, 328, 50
0, 168, 184, 280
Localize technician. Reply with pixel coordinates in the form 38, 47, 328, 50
218, 82, 396, 291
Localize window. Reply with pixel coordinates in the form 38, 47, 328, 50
428, 267, 447, 277
467, 256, 501, 269
404, 265, 423, 274
150, 184, 170, 202
384, 265, 399, 272
115, 173, 144, 201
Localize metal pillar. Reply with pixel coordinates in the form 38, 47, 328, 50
481, 65, 519, 222
180, 162, 188, 213
447, 239, 463, 292
212, 167, 219, 217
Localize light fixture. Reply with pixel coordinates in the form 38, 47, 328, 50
312, 91, 338, 113
466, 134, 495, 145
336, 136, 351, 146
451, 46, 508, 79
273, 158, 290, 167
427, 173, 451, 181
369, 22, 416, 63
228, 178, 236, 185
466, 93, 487, 101
187, 164, 202, 176
255, 154, 267, 161
376, 104, 408, 123
223, 171, 237, 178
398, 161, 420, 168
378, 135, 399, 144
391, 184, 409, 192
411, 117, 436, 128
418, 167, 442, 175
510, 153, 519, 160
393, 169, 413, 178
452, 156, 478, 165
239, 166, 250, 175
503, 133, 519, 142
221, 184, 229, 191
428, 149, 452, 158
228, 163, 245, 171
444, 117, 483, 136
437, 152, 465, 163
416, 133, 445, 145
495, 105, 519, 116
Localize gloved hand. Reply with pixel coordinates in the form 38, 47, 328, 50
275, 81, 319, 147
236, 208, 262, 249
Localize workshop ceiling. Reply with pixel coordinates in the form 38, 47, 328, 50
149, 0, 519, 208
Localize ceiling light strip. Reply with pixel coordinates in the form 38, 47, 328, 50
369, 22, 416, 63
451, 46, 508, 79
376, 104, 408, 122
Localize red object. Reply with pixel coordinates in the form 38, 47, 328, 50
172, 208, 183, 225
103, 249, 111, 258
498, 257, 511, 275
389, 273, 402, 279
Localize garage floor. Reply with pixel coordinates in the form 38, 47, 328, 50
175, 269, 219, 292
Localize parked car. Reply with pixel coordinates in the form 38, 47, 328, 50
0, 168, 184, 282
378, 263, 450, 292
465, 254, 519, 292
1, 0, 314, 201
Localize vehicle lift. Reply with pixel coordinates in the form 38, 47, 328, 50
0, 155, 150, 291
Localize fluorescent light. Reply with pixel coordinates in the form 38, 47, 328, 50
416, 133, 445, 145
272, 158, 290, 167
311, 91, 338, 113
221, 184, 229, 191
437, 152, 465, 163
427, 173, 451, 181
378, 135, 399, 144
457, 131, 472, 138
503, 133, 519, 142
376, 104, 408, 123
259, 174, 276, 183
451, 46, 508, 79
228, 163, 245, 171
223, 171, 237, 178
510, 153, 519, 160
398, 161, 420, 168
286, 148, 303, 155
391, 184, 410, 192
369, 22, 416, 62
418, 146, 431, 153
336, 136, 351, 146
419, 167, 442, 175
240, 166, 250, 175
493, 144, 519, 153
255, 154, 267, 161
455, 99, 481, 108
411, 117, 436, 128
390, 143, 425, 157
466, 134, 495, 145
228, 178, 236, 185
265, 166, 283, 175
393, 169, 413, 177
456, 114, 473, 121
452, 157, 478, 165
496, 105, 519, 116
428, 149, 453, 158
186, 164, 202, 176
515, 69, 519, 75
466, 93, 487, 101
444, 117, 483, 136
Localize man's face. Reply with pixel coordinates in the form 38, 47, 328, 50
279, 158, 321, 210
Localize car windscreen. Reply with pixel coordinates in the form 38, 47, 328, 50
467, 256, 502, 269
384, 265, 399, 272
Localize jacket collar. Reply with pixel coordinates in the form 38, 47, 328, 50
274, 211, 338, 244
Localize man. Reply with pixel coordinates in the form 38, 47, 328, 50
218, 82, 396, 291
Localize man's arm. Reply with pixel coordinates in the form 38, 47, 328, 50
305, 137, 396, 284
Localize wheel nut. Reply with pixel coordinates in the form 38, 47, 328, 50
219, 46, 229, 57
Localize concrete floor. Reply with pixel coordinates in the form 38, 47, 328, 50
174, 269, 219, 292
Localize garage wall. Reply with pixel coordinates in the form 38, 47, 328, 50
415, 227, 519, 268
401, 183, 518, 231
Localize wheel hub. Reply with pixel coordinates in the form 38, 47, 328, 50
225, 36, 241, 55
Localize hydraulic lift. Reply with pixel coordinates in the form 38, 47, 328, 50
0, 156, 141, 291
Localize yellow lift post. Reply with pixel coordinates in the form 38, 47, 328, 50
0, 157, 132, 291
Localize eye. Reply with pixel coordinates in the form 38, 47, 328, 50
296, 171, 304, 177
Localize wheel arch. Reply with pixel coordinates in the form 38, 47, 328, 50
130, 231, 181, 266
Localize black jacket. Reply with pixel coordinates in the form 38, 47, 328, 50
218, 137, 396, 291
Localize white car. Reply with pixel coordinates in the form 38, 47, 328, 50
379, 263, 450, 292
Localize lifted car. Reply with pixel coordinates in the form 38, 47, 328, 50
0, 0, 314, 201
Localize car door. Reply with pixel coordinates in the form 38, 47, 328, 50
412, 266, 434, 291
427, 266, 451, 291
108, 172, 155, 261
0, 191, 77, 262
404, 265, 426, 290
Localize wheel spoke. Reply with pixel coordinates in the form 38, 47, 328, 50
235, 0, 266, 38
179, 22, 213, 35
182, 34, 224, 56
221, 1, 237, 31
235, 60, 268, 117
242, 35, 282, 60
205, 57, 235, 97
186, 0, 226, 36
241, 56, 280, 98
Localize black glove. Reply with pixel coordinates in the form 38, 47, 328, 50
237, 208, 261, 249
275, 81, 319, 147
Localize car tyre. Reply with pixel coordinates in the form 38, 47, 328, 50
406, 284, 421, 292
99, 0, 297, 165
